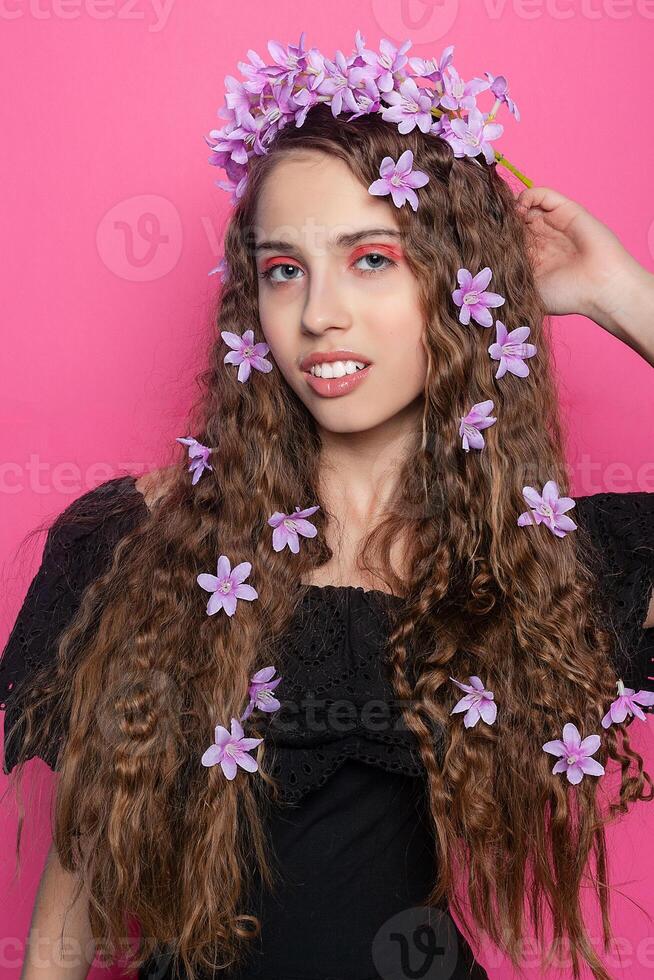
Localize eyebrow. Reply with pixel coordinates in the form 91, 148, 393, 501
253, 227, 404, 253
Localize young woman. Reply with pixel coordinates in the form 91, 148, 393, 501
2, 34, 654, 980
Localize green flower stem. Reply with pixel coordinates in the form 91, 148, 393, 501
430, 106, 532, 188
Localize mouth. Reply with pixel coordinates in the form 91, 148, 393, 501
302, 363, 373, 398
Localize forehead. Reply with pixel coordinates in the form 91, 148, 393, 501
254, 150, 399, 243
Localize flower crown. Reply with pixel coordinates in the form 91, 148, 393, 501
186, 34, 654, 786
204, 30, 530, 213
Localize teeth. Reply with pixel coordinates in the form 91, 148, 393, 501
310, 360, 367, 378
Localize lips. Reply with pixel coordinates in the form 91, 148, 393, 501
303, 363, 373, 398
299, 350, 372, 373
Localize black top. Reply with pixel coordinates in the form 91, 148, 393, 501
2, 476, 654, 980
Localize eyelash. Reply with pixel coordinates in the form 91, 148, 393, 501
258, 251, 398, 286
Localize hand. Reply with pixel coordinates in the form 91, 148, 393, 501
517, 185, 654, 367
516, 185, 638, 324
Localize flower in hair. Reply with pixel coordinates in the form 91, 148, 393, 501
240, 666, 283, 722
601, 679, 654, 728
221, 329, 273, 383
443, 106, 504, 165
488, 321, 537, 379
452, 267, 505, 327
176, 436, 213, 485
542, 722, 604, 784
484, 71, 520, 122
438, 66, 490, 113
197, 556, 258, 617
367, 149, 430, 211
459, 400, 497, 452
201, 717, 263, 779
268, 505, 321, 553
450, 676, 497, 728
517, 481, 577, 538
209, 257, 230, 282
379, 76, 438, 135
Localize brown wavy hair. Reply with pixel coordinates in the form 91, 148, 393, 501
5, 101, 653, 979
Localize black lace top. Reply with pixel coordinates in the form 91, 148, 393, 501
2, 476, 653, 980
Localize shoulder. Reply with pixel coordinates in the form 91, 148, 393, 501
134, 466, 177, 512
574, 490, 654, 556
575, 489, 654, 629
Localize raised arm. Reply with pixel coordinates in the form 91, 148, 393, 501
517, 184, 654, 368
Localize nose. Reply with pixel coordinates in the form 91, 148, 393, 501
300, 265, 353, 337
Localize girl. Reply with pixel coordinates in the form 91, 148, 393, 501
3, 33, 654, 980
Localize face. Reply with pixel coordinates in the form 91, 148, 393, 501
254, 151, 428, 437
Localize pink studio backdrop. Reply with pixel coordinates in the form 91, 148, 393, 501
1, 2, 653, 977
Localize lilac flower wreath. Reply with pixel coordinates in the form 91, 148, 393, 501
187, 31, 654, 785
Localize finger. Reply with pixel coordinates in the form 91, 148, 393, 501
517, 186, 570, 213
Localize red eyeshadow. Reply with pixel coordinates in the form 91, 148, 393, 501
350, 243, 404, 261
261, 255, 297, 271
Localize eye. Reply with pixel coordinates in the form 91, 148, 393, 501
258, 262, 303, 285
353, 252, 397, 275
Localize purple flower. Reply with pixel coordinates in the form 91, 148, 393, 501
445, 106, 503, 166
221, 329, 273, 383
351, 29, 375, 68
452, 267, 505, 328
380, 76, 435, 135
223, 74, 256, 127
262, 32, 308, 86
240, 666, 283, 722
197, 556, 258, 617
208, 256, 230, 282
517, 481, 577, 538
439, 65, 490, 113
345, 75, 382, 121
317, 50, 366, 118
488, 320, 537, 379
238, 47, 271, 97
176, 436, 213, 485
206, 112, 268, 167
268, 505, 320, 554
360, 37, 412, 93
408, 44, 454, 86
459, 400, 497, 452
484, 71, 520, 122
368, 149, 429, 212
214, 157, 249, 205
601, 679, 654, 728
450, 676, 497, 728
201, 717, 263, 779
542, 722, 605, 785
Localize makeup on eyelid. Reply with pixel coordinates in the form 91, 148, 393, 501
259, 243, 403, 281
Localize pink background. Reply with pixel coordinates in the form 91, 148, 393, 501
1, 2, 653, 976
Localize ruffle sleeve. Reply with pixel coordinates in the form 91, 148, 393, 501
1, 477, 146, 774
574, 491, 654, 701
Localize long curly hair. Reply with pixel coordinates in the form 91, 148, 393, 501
5, 102, 653, 980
